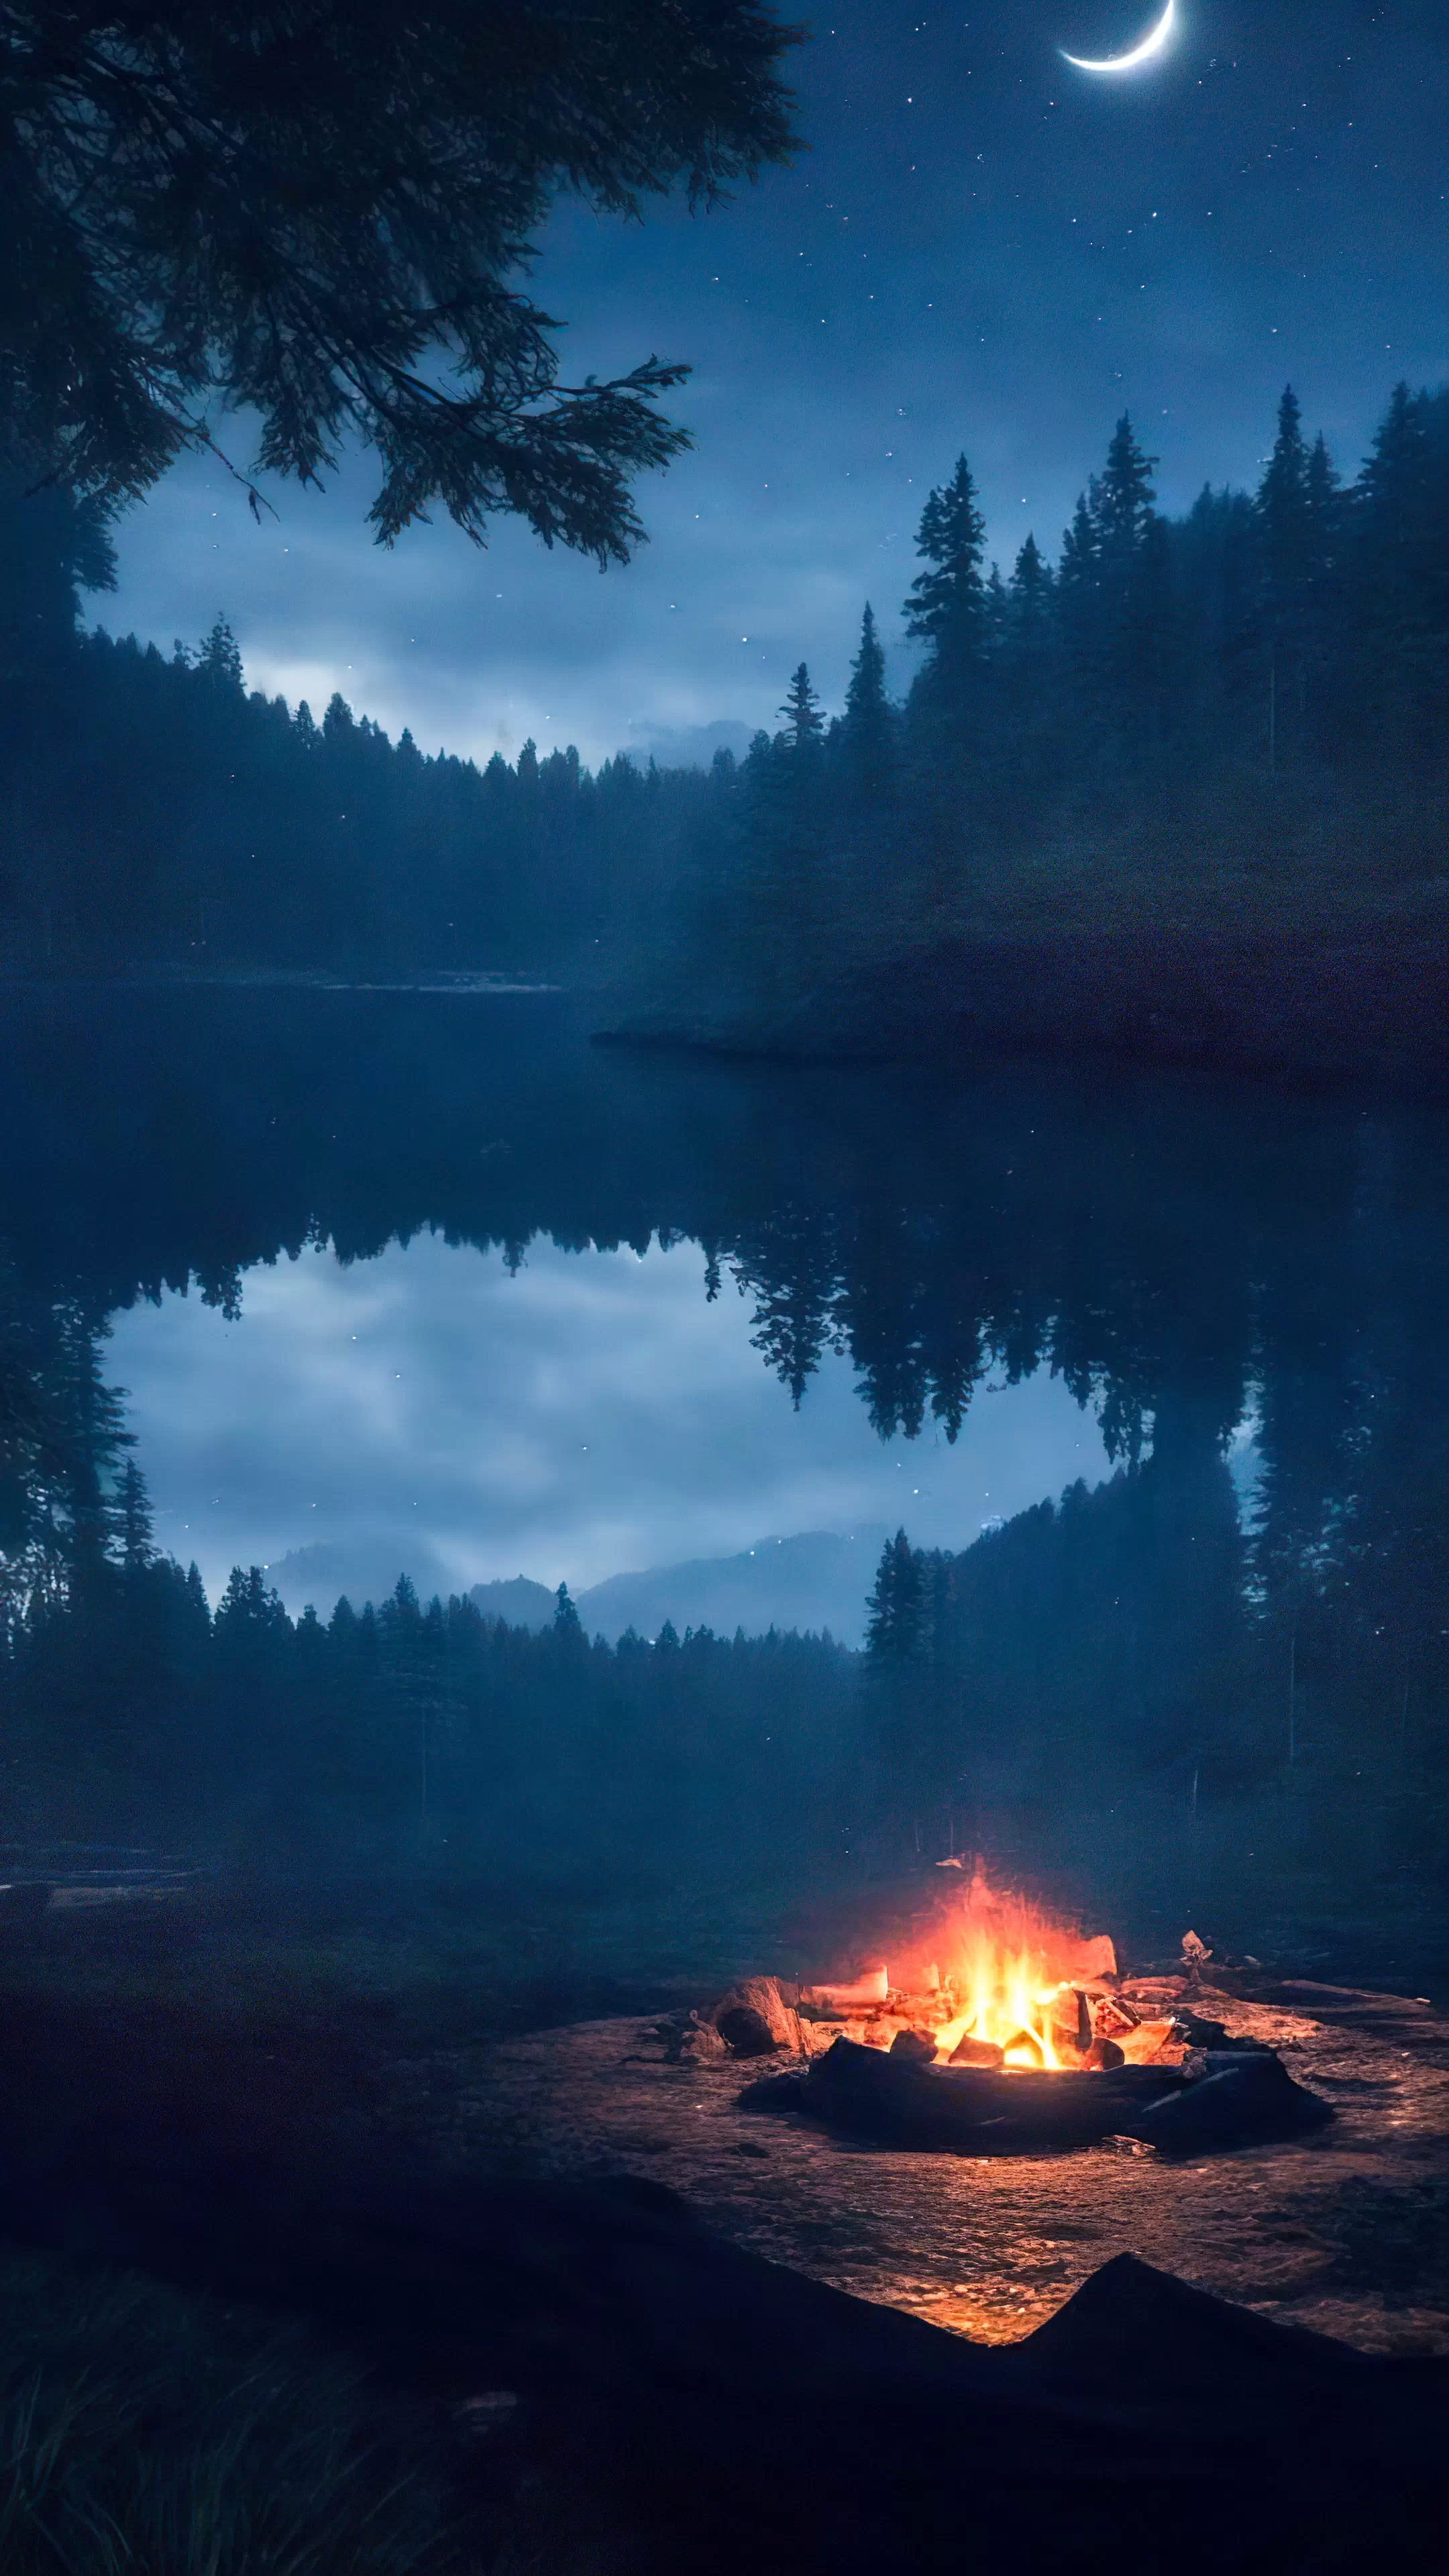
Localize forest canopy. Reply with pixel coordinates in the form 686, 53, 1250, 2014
0, 0, 800, 554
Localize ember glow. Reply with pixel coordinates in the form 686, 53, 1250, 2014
929, 1867, 1119, 2069
800, 1866, 1185, 2072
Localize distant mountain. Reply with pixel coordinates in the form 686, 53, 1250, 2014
466, 1574, 557, 1631
269, 1539, 460, 1617
616, 718, 754, 773
272, 1528, 888, 1644
573, 1527, 888, 1646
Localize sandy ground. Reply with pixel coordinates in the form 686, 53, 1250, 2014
441, 1978, 1449, 2355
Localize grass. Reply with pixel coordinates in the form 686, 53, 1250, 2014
0, 1872, 813, 2188
0, 2249, 472, 2576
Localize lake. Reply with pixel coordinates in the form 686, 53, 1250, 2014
2, 982, 1446, 1970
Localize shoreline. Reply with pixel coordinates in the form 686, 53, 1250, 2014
596, 920, 1449, 1093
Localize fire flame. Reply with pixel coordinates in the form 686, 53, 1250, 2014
804, 1866, 1129, 2071
928, 1865, 1113, 2069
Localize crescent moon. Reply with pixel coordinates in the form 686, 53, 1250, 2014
1061, 0, 1175, 72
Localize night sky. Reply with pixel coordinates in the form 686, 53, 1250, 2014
105, 1, 1449, 769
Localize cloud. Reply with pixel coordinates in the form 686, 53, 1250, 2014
108, 1234, 1112, 1609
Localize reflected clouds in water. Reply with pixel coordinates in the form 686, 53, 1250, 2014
109, 1233, 1112, 1614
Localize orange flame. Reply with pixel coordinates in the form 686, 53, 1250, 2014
902, 1865, 1116, 2070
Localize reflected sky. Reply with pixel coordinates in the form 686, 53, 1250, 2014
107, 1232, 1112, 1611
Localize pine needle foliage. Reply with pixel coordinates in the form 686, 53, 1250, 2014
0, 1, 802, 554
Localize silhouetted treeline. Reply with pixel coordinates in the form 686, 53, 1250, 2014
680, 378, 1449, 1035
3, 1515, 859, 1868
862, 1384, 1448, 1913
7, 375, 1449, 987
0, 456, 724, 969
744, 379, 1449, 843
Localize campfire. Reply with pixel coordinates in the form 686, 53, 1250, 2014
691, 1867, 1334, 2159
794, 1865, 1184, 2074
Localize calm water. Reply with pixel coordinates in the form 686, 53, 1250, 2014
3, 983, 1446, 1970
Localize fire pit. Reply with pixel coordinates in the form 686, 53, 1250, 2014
708, 1870, 1334, 2158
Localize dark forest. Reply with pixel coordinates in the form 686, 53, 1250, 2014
5, 379, 1448, 1045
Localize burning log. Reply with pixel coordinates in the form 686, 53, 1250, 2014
889, 2029, 940, 2064
1110, 2018, 1183, 2065
794, 2038, 1185, 2154
799, 1968, 889, 2012
1061, 1988, 1095, 2056
677, 2020, 729, 2065
716, 2003, 782, 2058
729, 1871, 1325, 2153
948, 2033, 1005, 2070
1081, 2037, 1126, 2071
1091, 1992, 1142, 2037
754, 2035, 1333, 2158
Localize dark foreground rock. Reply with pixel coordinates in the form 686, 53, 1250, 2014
0, 2134, 1442, 2576
0, 1973, 1443, 2570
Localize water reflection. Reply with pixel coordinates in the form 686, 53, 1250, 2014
1, 987, 1445, 1954
107, 1234, 1106, 1620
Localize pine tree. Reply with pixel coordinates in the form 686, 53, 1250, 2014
865, 1529, 924, 1665
1256, 388, 1317, 761
1095, 415, 1157, 565
553, 1580, 583, 1637
1087, 417, 1169, 751
1305, 433, 1341, 567
778, 662, 824, 752
1355, 383, 1440, 747
1359, 382, 1428, 557
839, 604, 895, 792
118, 1459, 153, 1573
1007, 533, 1053, 643
197, 615, 244, 694
53, 1317, 130, 1580
1257, 386, 1311, 596
1300, 432, 1344, 729
214, 1565, 290, 1639
983, 564, 1008, 655
997, 534, 1057, 780
3, 3, 794, 557
1055, 487, 1101, 700
904, 455, 987, 653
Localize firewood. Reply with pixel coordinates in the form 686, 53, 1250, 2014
889, 2029, 939, 2063
949, 2034, 1006, 2070
712, 1977, 804, 2056
1082, 2037, 1126, 2071
799, 1968, 889, 2010
799, 2039, 1184, 2154
1092, 1993, 1142, 2036
716, 2004, 779, 2058
1132, 2052, 1332, 2153
1112, 2019, 1183, 2065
